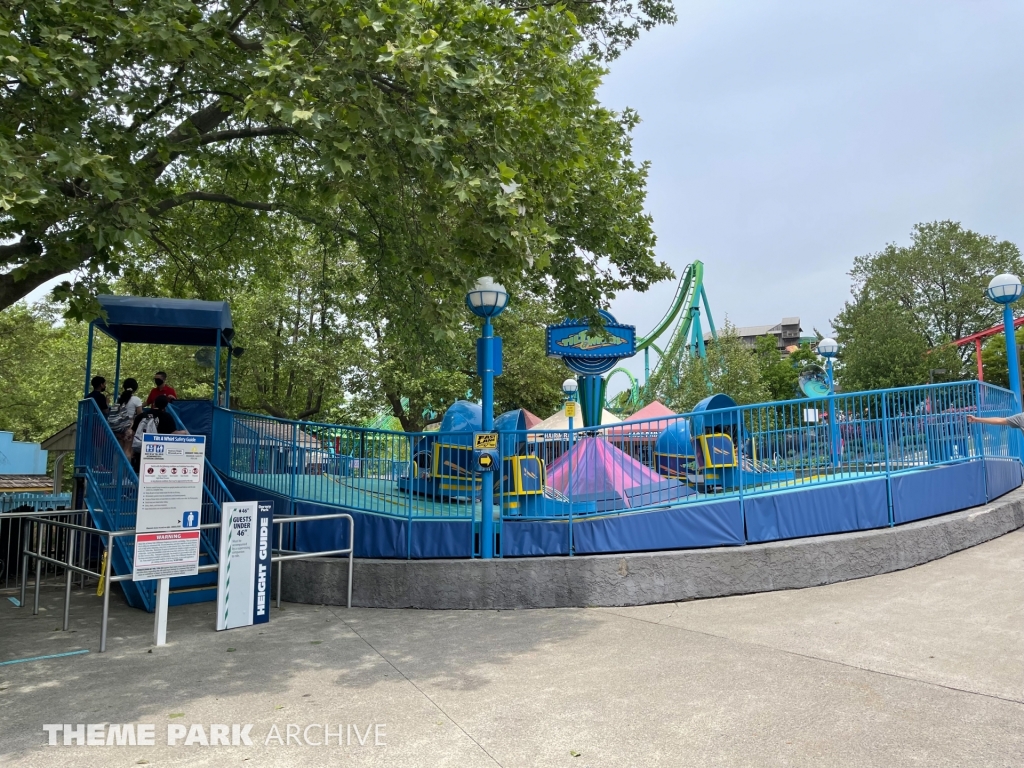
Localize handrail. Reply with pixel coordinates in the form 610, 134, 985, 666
8, 508, 355, 653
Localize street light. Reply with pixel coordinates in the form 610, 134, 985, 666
985, 274, 1023, 412
466, 277, 509, 559
562, 377, 578, 450
816, 338, 841, 467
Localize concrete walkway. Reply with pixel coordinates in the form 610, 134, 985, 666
1, 529, 1022, 767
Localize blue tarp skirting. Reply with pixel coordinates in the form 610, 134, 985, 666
744, 478, 889, 543
573, 499, 744, 554
985, 458, 1023, 501
891, 462, 986, 524
222, 458, 1019, 559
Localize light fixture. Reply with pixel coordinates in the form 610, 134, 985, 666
816, 338, 839, 358
465, 277, 509, 318
986, 274, 1023, 304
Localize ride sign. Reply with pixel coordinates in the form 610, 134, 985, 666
137, 434, 205, 533
473, 432, 499, 472
133, 433, 206, 581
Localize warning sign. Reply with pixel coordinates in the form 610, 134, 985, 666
133, 531, 201, 581
565, 402, 577, 419
474, 432, 499, 450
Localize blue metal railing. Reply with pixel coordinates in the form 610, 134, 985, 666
0, 493, 72, 513
206, 380, 1021, 557
75, 400, 236, 607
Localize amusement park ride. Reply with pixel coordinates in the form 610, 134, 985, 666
603, 260, 718, 414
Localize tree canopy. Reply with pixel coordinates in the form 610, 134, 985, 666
1, 0, 670, 324
833, 221, 1023, 390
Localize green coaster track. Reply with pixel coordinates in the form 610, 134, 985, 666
605, 260, 717, 414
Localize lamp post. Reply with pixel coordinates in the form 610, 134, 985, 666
562, 378, 578, 449
466, 277, 509, 559
985, 274, 1023, 410
816, 337, 841, 468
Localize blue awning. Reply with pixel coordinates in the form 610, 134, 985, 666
94, 295, 234, 347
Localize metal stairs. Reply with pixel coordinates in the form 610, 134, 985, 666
75, 400, 233, 612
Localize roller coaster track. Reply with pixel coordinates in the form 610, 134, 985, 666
605, 261, 717, 414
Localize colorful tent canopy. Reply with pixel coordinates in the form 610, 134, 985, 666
606, 401, 677, 436
546, 436, 669, 510
522, 409, 542, 429
532, 405, 620, 432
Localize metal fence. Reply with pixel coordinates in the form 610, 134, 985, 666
75, 398, 237, 608
216, 380, 1019, 557
7, 509, 355, 652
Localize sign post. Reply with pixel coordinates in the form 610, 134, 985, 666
217, 501, 273, 630
134, 433, 206, 646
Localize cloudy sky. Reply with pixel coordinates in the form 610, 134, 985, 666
601, 0, 1024, 388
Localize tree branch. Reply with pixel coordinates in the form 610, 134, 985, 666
0, 238, 43, 263
148, 191, 285, 217
198, 125, 297, 146
0, 255, 75, 309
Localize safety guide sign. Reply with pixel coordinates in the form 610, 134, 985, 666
133, 433, 206, 581
216, 501, 273, 630
137, 434, 205, 532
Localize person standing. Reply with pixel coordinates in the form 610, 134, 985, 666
131, 395, 182, 474
85, 376, 109, 415
111, 378, 143, 457
144, 371, 178, 405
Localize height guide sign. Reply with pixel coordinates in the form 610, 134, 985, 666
217, 501, 273, 630
133, 434, 205, 581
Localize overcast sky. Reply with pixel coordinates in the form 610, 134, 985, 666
601, 0, 1024, 389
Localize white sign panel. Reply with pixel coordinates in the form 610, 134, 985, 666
217, 501, 273, 630
137, 434, 206, 533
133, 531, 200, 581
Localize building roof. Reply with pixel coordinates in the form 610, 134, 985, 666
703, 317, 803, 341
0, 475, 52, 492
42, 422, 77, 453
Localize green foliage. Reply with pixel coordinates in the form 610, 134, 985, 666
833, 221, 1024, 391
656, 323, 769, 413
754, 337, 819, 401
832, 299, 930, 391
845, 221, 1023, 354
980, 330, 1023, 390
1, 0, 670, 328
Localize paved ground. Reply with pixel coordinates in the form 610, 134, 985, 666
1, 529, 1022, 767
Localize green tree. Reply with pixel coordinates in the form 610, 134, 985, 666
832, 298, 933, 391
656, 323, 768, 413
833, 221, 1024, 391
980, 330, 1023, 390
845, 221, 1023, 359
1, 0, 669, 326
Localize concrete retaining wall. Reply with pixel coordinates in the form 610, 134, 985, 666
280, 488, 1024, 609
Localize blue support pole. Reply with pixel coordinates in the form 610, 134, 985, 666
1003, 303, 1019, 462
213, 335, 222, 406
225, 348, 233, 407
84, 322, 95, 398
567, 398, 574, 556
480, 317, 495, 559
881, 393, 894, 527
1004, 303, 1022, 406
826, 359, 841, 468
